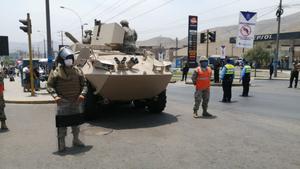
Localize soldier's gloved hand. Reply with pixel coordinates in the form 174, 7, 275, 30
77, 95, 85, 103
54, 96, 62, 104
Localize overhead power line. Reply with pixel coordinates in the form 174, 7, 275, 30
104, 0, 148, 22
128, 0, 175, 21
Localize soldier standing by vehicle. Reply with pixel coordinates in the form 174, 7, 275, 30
221, 59, 235, 102
289, 60, 299, 88
191, 56, 215, 118
0, 66, 8, 130
240, 61, 251, 96
47, 47, 87, 152
120, 20, 138, 54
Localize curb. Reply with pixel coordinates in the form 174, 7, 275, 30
5, 100, 55, 104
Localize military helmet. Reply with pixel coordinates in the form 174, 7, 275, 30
120, 20, 129, 26
58, 47, 74, 60
56, 47, 74, 65
199, 56, 208, 62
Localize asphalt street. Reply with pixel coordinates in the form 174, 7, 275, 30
0, 80, 300, 169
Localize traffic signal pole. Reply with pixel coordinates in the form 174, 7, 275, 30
274, 0, 283, 77
206, 29, 209, 58
20, 13, 35, 96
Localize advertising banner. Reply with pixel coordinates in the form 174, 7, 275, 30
187, 15, 198, 68
236, 11, 257, 48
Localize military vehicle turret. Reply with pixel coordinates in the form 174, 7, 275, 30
65, 20, 172, 118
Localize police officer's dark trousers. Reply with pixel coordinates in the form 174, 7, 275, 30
222, 77, 233, 102
242, 74, 250, 96
289, 71, 299, 88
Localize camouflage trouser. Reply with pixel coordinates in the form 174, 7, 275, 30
56, 99, 83, 138
0, 94, 6, 121
193, 89, 210, 113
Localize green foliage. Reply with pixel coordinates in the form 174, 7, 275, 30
1, 56, 14, 66
244, 46, 271, 67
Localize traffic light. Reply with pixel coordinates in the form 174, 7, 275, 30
200, 33, 206, 43
19, 14, 31, 34
208, 31, 216, 42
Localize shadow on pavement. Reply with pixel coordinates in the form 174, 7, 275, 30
53, 145, 93, 156
87, 105, 178, 130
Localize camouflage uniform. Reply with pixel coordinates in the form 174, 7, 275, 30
0, 67, 8, 130
47, 65, 87, 151
120, 20, 138, 54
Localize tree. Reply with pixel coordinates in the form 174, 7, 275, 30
244, 46, 271, 68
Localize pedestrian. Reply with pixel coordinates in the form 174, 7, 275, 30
47, 47, 87, 152
288, 61, 299, 88
191, 56, 215, 118
214, 58, 221, 83
269, 59, 274, 80
240, 61, 251, 96
181, 62, 189, 82
220, 58, 235, 102
0, 67, 8, 130
33, 67, 40, 91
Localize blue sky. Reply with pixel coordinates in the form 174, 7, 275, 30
0, 0, 300, 43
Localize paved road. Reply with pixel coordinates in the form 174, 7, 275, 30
1, 80, 299, 169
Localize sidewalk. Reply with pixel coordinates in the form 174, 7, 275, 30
3, 77, 55, 104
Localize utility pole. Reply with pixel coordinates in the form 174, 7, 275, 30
206, 29, 209, 58
275, 0, 283, 77
45, 0, 53, 71
175, 37, 178, 58
19, 13, 35, 96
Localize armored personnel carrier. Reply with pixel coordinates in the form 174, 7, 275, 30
65, 20, 172, 118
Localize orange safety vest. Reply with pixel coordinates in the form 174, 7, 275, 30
195, 67, 212, 90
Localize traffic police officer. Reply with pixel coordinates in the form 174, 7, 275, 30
0, 66, 8, 130
120, 20, 138, 54
240, 61, 251, 96
191, 56, 215, 118
221, 59, 235, 102
47, 47, 87, 152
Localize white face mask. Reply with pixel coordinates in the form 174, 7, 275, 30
64, 59, 73, 67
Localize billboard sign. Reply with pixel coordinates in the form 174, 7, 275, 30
236, 11, 257, 48
187, 15, 198, 68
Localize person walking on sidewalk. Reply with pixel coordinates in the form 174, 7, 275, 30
47, 47, 87, 152
0, 67, 8, 130
181, 63, 189, 82
240, 61, 251, 96
269, 59, 274, 80
289, 61, 299, 88
221, 59, 235, 102
191, 56, 215, 118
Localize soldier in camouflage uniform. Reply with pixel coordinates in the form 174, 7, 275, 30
191, 56, 215, 118
0, 66, 8, 130
120, 20, 138, 54
47, 47, 87, 152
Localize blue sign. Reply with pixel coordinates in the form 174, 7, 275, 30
175, 58, 181, 68
241, 11, 257, 21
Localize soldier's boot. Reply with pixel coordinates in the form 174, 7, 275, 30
1, 120, 8, 130
193, 111, 200, 118
72, 126, 85, 147
58, 137, 66, 152
202, 107, 215, 118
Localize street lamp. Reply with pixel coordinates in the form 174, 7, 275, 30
37, 30, 47, 58
60, 6, 84, 40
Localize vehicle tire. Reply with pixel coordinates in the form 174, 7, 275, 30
133, 100, 146, 109
84, 82, 101, 121
147, 90, 166, 113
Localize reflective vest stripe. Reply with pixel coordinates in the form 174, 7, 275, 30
244, 65, 251, 73
225, 64, 235, 74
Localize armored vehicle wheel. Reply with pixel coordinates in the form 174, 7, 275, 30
133, 100, 146, 109
147, 90, 166, 113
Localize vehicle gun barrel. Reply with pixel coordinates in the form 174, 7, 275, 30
65, 32, 79, 43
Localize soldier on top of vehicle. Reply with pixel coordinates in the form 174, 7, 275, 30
120, 20, 138, 54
